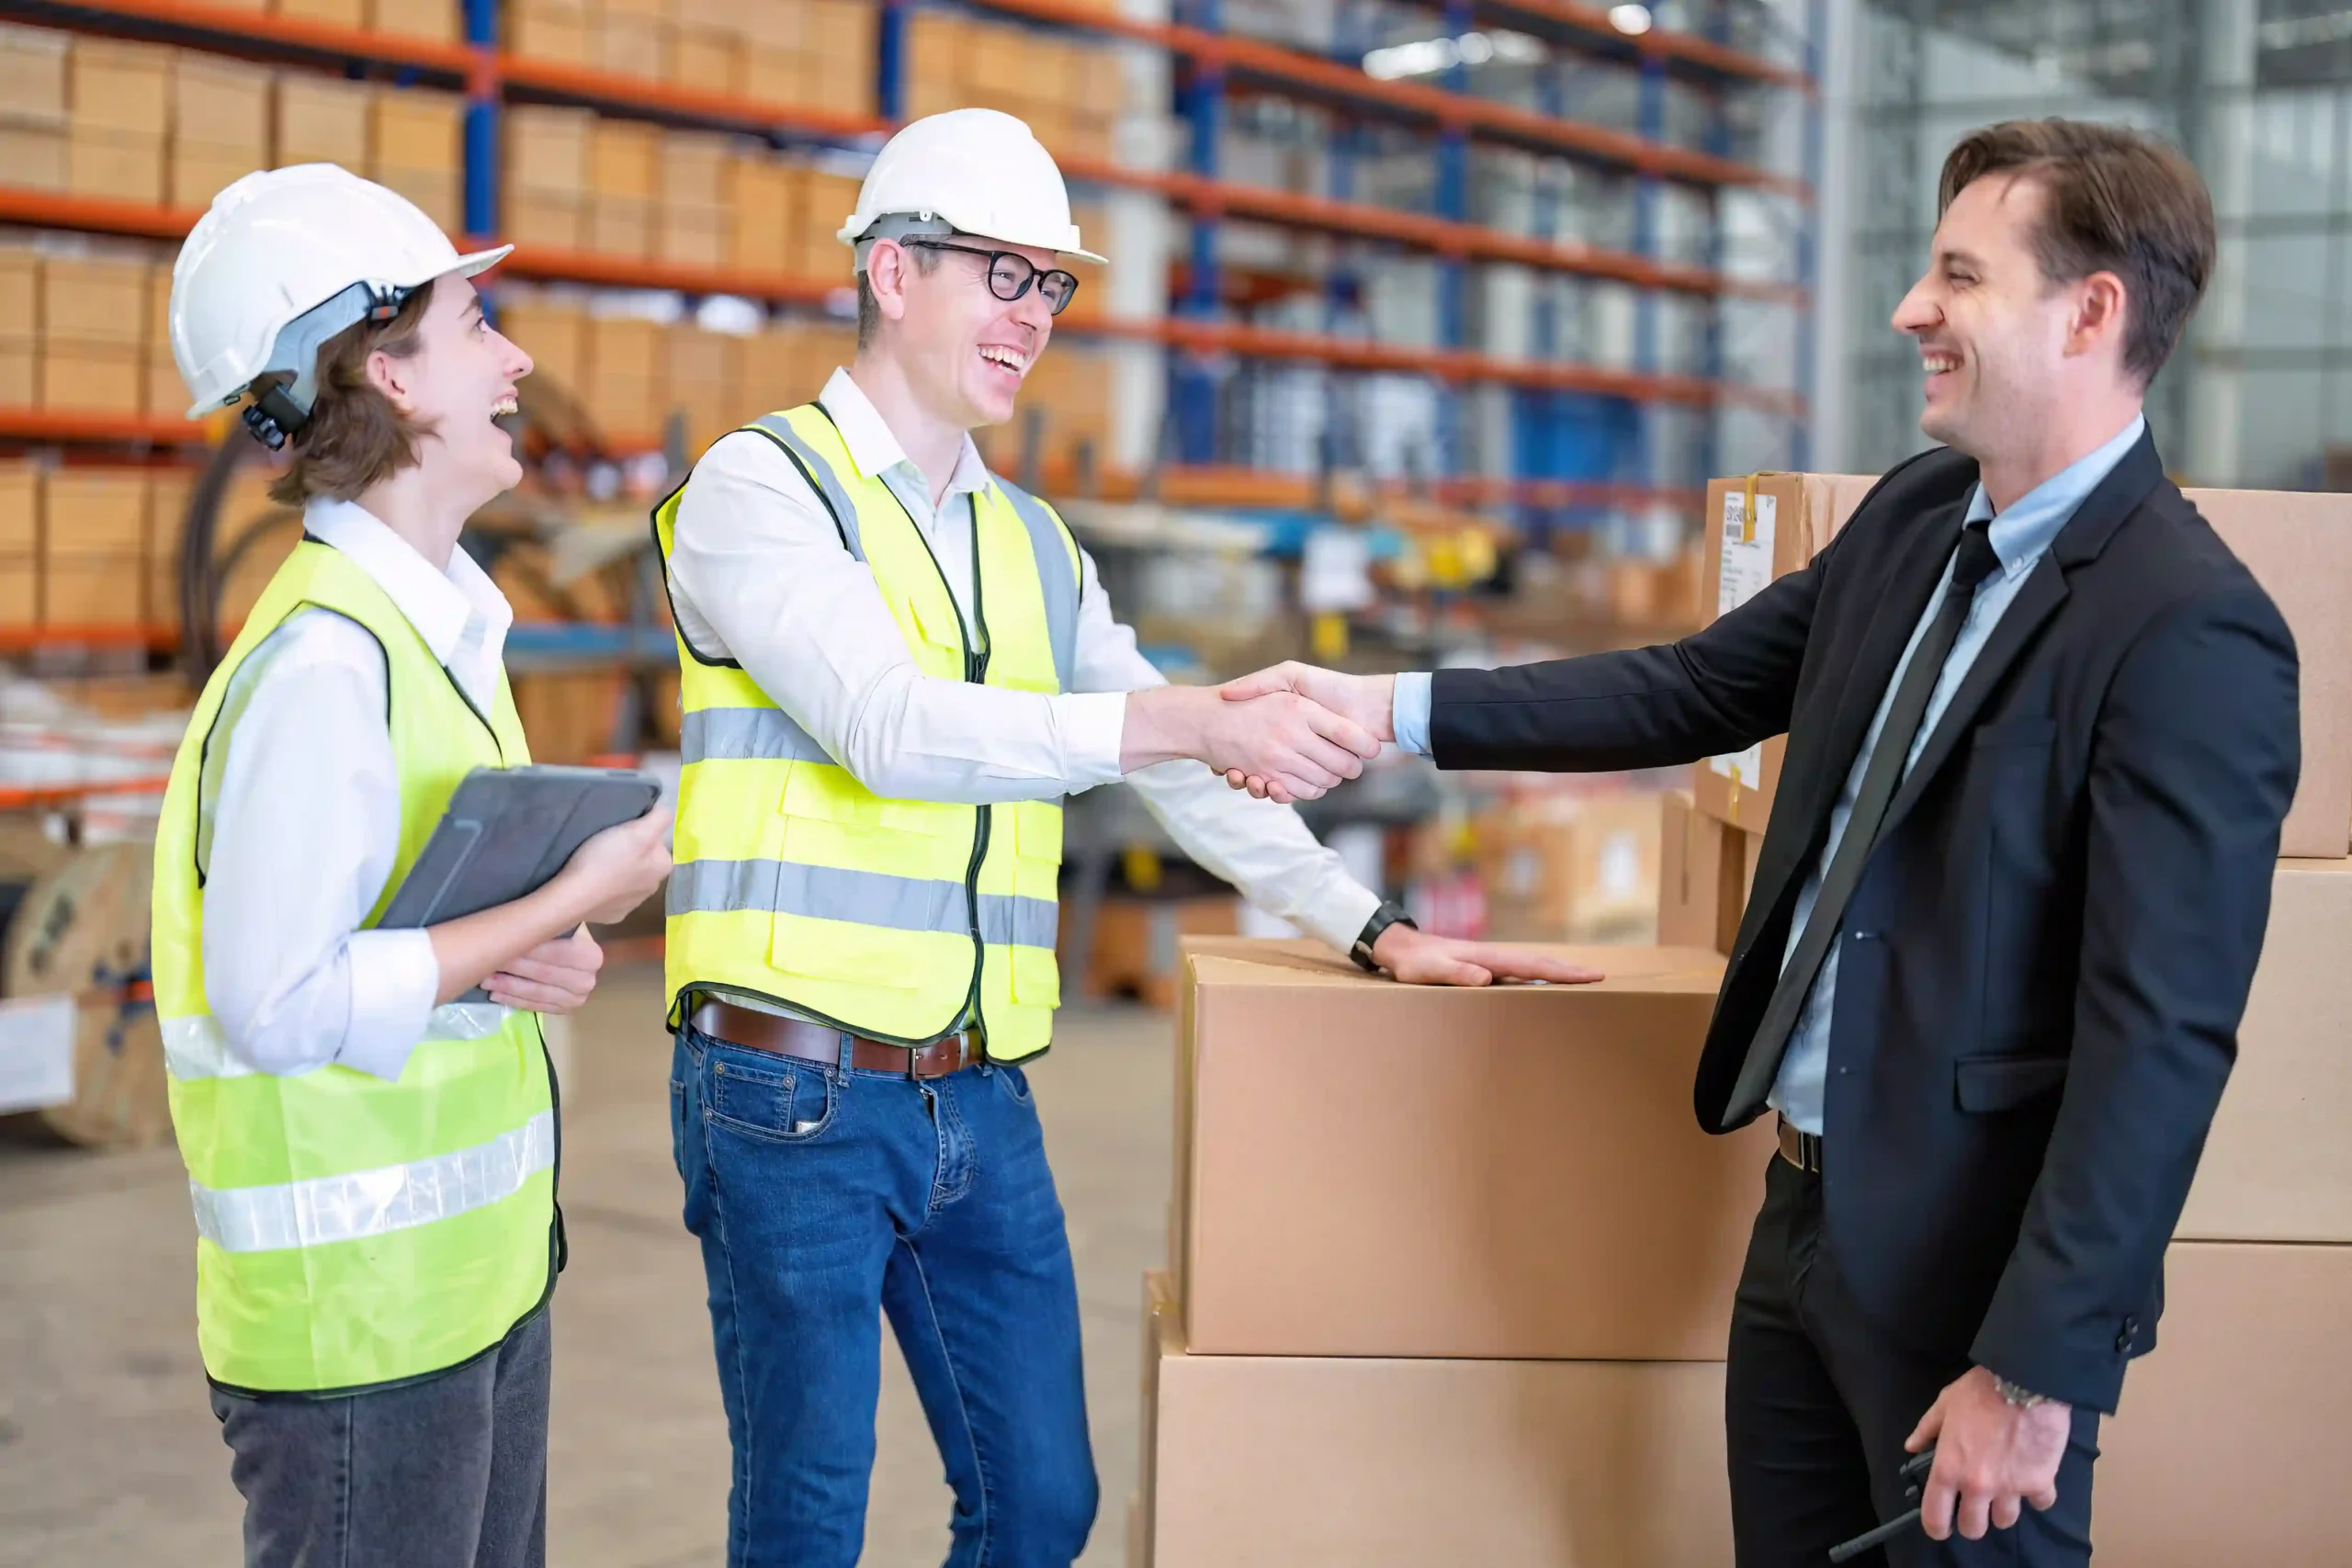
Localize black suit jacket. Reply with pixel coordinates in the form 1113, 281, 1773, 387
1429, 432, 2300, 1414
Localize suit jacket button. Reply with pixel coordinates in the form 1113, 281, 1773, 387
2116, 1317, 2137, 1351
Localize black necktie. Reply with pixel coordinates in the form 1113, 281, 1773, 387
1720, 518, 2003, 1130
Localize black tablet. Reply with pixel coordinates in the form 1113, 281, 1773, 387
378, 766, 663, 996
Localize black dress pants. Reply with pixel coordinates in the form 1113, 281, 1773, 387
1726, 1155, 2101, 1567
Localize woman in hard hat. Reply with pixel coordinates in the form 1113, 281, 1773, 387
150, 164, 673, 1568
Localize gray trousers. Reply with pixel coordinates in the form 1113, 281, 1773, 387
209, 1309, 551, 1568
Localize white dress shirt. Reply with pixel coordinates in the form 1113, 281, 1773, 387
666, 367, 1380, 956
198, 499, 515, 1081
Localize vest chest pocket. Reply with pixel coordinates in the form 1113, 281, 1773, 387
779, 766, 959, 863
1010, 798, 1064, 902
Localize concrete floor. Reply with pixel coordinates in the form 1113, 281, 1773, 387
0, 966, 1170, 1568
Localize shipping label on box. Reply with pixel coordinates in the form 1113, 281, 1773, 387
1704, 482, 1777, 793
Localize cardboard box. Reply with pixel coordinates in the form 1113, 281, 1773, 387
1077, 896, 1240, 1010
506, 188, 586, 252
797, 172, 862, 277
2175, 858, 2352, 1242
1692, 472, 1876, 831
661, 322, 741, 449
370, 88, 463, 173
44, 468, 148, 557
0, 24, 71, 126
171, 53, 272, 150
510, 5, 592, 65
661, 130, 730, 209
1657, 786, 1754, 955
658, 207, 728, 268
724, 154, 798, 270
0, 335, 30, 406
2098, 1240, 2352, 1565
273, 0, 368, 26
0, 123, 67, 191
2184, 487, 2352, 858
1141, 1272, 1733, 1568
593, 11, 671, 80
373, 165, 460, 231
742, 45, 804, 107
41, 552, 143, 627
0, 556, 33, 628
0, 250, 33, 336
587, 194, 654, 258
67, 39, 172, 138
0, 462, 36, 556
171, 141, 265, 209
39, 254, 148, 349
67, 126, 164, 204
589, 118, 659, 197
276, 75, 372, 169
506, 105, 594, 193
586, 313, 662, 387
39, 342, 142, 413
1477, 791, 1663, 942
742, 0, 806, 51
1171, 938, 1770, 1359
492, 298, 587, 389
670, 26, 741, 94
368, 0, 459, 42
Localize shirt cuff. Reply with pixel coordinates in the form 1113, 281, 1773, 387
334, 928, 440, 1082
1302, 879, 1385, 956
1061, 691, 1130, 790
1392, 671, 1435, 756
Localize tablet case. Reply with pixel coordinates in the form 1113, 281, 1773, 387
379, 765, 663, 1002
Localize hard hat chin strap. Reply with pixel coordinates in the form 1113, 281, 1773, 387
243, 279, 413, 449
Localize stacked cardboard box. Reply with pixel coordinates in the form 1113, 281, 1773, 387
662, 321, 744, 452
142, 265, 181, 418
0, 247, 34, 408
593, 0, 672, 82
0, 25, 70, 193
42, 468, 148, 628
797, 170, 862, 279
739, 0, 875, 117
0, 460, 35, 629
1656, 786, 1755, 955
509, 0, 594, 66
368, 0, 461, 44
369, 87, 464, 232
213, 464, 302, 628
274, 0, 366, 27
658, 130, 733, 268
1473, 789, 1662, 942
671, 0, 740, 94
493, 291, 590, 394
149, 466, 189, 636
723, 150, 800, 273
739, 315, 854, 411
978, 333, 1114, 476
39, 253, 150, 416
505, 107, 594, 251
902, 10, 1118, 162
1136, 938, 1770, 1562
68, 39, 171, 204
581, 310, 665, 440
588, 119, 660, 258
171, 53, 273, 209
1069, 896, 1238, 1010
275, 73, 372, 171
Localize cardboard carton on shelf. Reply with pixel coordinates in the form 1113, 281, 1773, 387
171, 141, 267, 210
0, 556, 34, 629
42, 551, 144, 628
590, 119, 661, 199
275, 75, 373, 169
66, 38, 172, 139
1475, 790, 1664, 942
494, 298, 589, 390
374, 166, 462, 233
2177, 857, 2352, 1243
509, 3, 593, 66
587, 195, 656, 259
0, 123, 67, 193
0, 336, 31, 407
40, 254, 150, 350
2098, 1240, 2352, 1565
661, 324, 744, 452
506, 106, 594, 193
592, 10, 672, 82
506, 189, 588, 252
724, 155, 799, 271
0, 462, 36, 556
272, 0, 368, 26
660, 130, 732, 211
1170, 937, 1771, 1360
370, 88, 465, 175
1139, 1271, 1732, 1568
171, 53, 272, 152
797, 172, 864, 278
66, 126, 164, 205
368, 0, 459, 42
39, 342, 143, 414
669, 26, 741, 95
1657, 785, 1756, 955
1, 24, 72, 127
45, 469, 148, 558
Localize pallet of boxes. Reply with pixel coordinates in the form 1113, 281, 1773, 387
1648, 468, 2352, 1564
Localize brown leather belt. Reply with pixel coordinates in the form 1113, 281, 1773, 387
690, 998, 981, 1080
1777, 1115, 1824, 1174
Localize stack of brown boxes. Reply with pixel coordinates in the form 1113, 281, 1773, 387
581, 310, 664, 441
274, 72, 372, 173
738, 0, 874, 116
1474, 790, 1664, 943
368, 0, 460, 45
738, 315, 854, 410
369, 87, 464, 233
722, 148, 799, 274
509, 0, 594, 67
657, 130, 733, 268
902, 9, 1119, 162
505, 106, 594, 251
0, 460, 34, 629
142, 265, 180, 418
171, 52, 273, 209
796, 169, 862, 279
670, 0, 738, 94
1138, 938, 1773, 1563
588, 118, 660, 258
0, 463, 190, 633
68, 39, 171, 204
39, 252, 149, 416
0, 248, 33, 408
275, 0, 367, 28
0, 24, 70, 192
492, 288, 588, 392
593, 0, 671, 82
662, 319, 744, 452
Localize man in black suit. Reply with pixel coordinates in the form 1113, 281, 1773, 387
1218, 119, 2301, 1565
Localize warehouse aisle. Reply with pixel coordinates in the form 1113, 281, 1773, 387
0, 966, 1172, 1568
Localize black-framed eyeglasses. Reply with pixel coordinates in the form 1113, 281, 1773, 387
902, 240, 1081, 317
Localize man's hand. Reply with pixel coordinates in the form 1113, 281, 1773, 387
1906, 1367, 2071, 1542
1217, 663, 1396, 797
1122, 685, 1381, 803
485, 925, 605, 1014
1370, 922, 1606, 987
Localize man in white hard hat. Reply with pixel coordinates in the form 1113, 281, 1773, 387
153, 164, 672, 1568
655, 107, 1590, 1566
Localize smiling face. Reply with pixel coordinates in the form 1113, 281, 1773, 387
370, 276, 534, 502
1892, 174, 2091, 461
873, 236, 1057, 429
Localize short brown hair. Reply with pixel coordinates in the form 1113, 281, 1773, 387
262, 279, 435, 504
1938, 119, 2216, 388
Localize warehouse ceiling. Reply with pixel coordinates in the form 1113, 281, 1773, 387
1865, 0, 2352, 96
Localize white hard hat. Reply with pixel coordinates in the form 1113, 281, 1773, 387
837, 108, 1107, 267
169, 163, 511, 429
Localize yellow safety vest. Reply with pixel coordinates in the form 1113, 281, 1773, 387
653, 404, 1081, 1060
151, 538, 559, 1395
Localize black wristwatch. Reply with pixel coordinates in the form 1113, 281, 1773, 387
1351, 901, 1418, 973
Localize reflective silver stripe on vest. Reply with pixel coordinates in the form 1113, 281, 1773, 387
747, 412, 865, 560
188, 1109, 556, 1253
680, 706, 833, 765
993, 477, 1080, 694
163, 1005, 515, 1082
669, 858, 1057, 949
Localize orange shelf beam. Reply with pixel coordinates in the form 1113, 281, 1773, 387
493, 54, 889, 141
0, 775, 172, 810
1446, 0, 1811, 91
0, 406, 213, 446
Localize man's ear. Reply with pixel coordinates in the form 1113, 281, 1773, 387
865, 241, 912, 326
2067, 269, 2130, 364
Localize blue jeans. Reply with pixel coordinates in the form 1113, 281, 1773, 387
670, 1027, 1098, 1568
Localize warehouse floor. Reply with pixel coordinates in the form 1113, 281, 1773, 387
0, 965, 1170, 1568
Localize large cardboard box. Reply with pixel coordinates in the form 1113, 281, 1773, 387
45, 469, 148, 558
0, 24, 71, 126
1171, 938, 1770, 1359
660, 130, 730, 210
2177, 857, 2352, 1242
2183, 487, 2352, 857
42, 551, 142, 626
1141, 1272, 1732, 1568
0, 462, 37, 556
670, 25, 741, 94
66, 126, 164, 203
492, 298, 587, 389
371, 87, 463, 172
374, 165, 460, 232
1692, 472, 1876, 831
797, 171, 862, 278
507, 189, 586, 251
39, 342, 142, 413
39, 255, 148, 349
593, 10, 671, 81
510, 3, 593, 65
0, 123, 67, 192
1476, 791, 1663, 942
67, 39, 172, 138
171, 53, 271, 152
171, 140, 266, 209
590, 118, 659, 197
587, 193, 653, 258
1657, 786, 1755, 954
506, 105, 594, 192
2098, 1240, 2352, 1564
276, 75, 372, 168
725, 154, 798, 271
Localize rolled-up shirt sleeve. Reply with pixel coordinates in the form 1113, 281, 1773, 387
199, 614, 440, 1080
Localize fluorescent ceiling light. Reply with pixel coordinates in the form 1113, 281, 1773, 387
1363, 29, 1544, 80
1609, 3, 1654, 35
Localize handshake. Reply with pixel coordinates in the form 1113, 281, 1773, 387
1121, 663, 1398, 805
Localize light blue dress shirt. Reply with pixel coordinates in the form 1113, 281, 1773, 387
1394, 416, 2146, 1134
